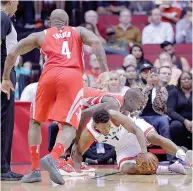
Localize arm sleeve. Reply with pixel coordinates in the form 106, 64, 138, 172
1, 14, 12, 40
167, 89, 185, 123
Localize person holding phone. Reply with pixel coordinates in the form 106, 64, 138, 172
138, 63, 172, 161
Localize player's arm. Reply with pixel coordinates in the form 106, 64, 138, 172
73, 128, 95, 170
109, 110, 148, 154
2, 32, 43, 80
76, 26, 109, 72
75, 96, 120, 144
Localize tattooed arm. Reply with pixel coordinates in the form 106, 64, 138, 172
2, 32, 43, 80
76, 26, 109, 72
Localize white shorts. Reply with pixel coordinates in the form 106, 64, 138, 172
132, 117, 156, 146
116, 133, 141, 170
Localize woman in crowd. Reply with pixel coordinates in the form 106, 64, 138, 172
125, 65, 140, 88
130, 44, 153, 71
167, 72, 192, 150
116, 68, 129, 93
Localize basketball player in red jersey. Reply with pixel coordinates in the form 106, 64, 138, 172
1, 9, 109, 185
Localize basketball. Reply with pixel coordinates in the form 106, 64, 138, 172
136, 153, 159, 175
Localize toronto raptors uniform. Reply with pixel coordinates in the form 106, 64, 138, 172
31, 27, 84, 129
83, 87, 155, 145
87, 119, 141, 169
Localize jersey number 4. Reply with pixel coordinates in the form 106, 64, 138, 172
62, 41, 71, 59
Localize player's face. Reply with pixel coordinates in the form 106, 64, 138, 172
124, 96, 142, 112
95, 121, 111, 136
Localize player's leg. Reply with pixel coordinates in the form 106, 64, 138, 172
22, 72, 57, 183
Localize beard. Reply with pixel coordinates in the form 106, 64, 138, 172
141, 78, 147, 85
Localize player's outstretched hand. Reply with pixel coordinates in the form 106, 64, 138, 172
1, 80, 15, 100
137, 153, 158, 171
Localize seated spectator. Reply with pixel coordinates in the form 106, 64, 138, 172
104, 27, 129, 56
158, 66, 176, 92
130, 44, 153, 70
122, 54, 137, 69
137, 64, 171, 160
160, 41, 190, 72
114, 9, 141, 46
176, 7, 192, 44
107, 71, 123, 95
161, 61, 182, 86
116, 68, 129, 93
154, 52, 182, 85
83, 142, 116, 165
129, 1, 156, 15
86, 54, 102, 87
142, 8, 174, 44
167, 72, 192, 150
83, 73, 90, 87
96, 72, 110, 91
125, 65, 139, 88
84, 10, 106, 43
20, 82, 38, 102
159, 1, 182, 24
96, 1, 130, 15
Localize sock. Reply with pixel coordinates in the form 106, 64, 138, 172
50, 143, 64, 160
156, 166, 172, 174
176, 149, 186, 161
29, 145, 40, 170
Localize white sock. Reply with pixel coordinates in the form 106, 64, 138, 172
176, 149, 186, 161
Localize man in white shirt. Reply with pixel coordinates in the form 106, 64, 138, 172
142, 8, 174, 45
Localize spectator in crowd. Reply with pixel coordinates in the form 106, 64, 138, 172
167, 72, 192, 150
142, 8, 174, 44
96, 72, 110, 91
125, 65, 139, 88
20, 82, 38, 102
160, 41, 190, 72
154, 52, 182, 85
96, 1, 130, 15
84, 10, 106, 43
158, 66, 175, 92
107, 71, 123, 95
129, 1, 156, 15
83, 73, 90, 87
116, 68, 129, 93
176, 7, 192, 44
114, 9, 141, 46
138, 64, 171, 158
86, 54, 102, 87
159, 1, 182, 24
104, 27, 129, 56
83, 142, 116, 165
122, 54, 137, 69
130, 44, 153, 70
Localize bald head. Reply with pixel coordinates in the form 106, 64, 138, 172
123, 88, 143, 112
50, 9, 69, 28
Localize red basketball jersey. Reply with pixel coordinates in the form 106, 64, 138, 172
40, 26, 84, 73
82, 87, 124, 109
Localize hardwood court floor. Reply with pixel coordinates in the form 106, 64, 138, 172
1, 165, 192, 191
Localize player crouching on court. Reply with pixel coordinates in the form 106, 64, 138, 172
73, 109, 159, 175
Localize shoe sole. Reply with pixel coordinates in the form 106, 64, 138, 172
40, 156, 65, 185
1, 177, 22, 181
21, 177, 42, 183
59, 169, 84, 177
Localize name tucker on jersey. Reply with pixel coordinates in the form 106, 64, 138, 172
52, 31, 71, 39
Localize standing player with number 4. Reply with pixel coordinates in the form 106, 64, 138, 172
1, 9, 109, 185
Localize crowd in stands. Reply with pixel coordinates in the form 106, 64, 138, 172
15, 0, 192, 164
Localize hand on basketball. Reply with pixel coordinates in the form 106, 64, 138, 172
1, 80, 15, 100
137, 153, 158, 171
